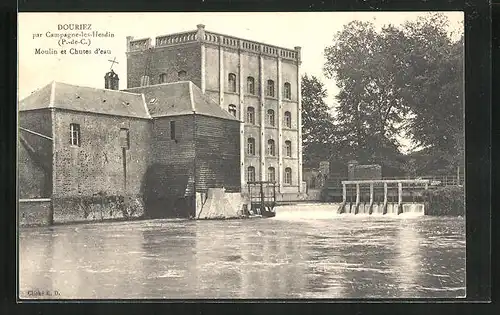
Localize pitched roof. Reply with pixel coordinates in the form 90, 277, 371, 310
125, 81, 238, 121
19, 81, 151, 119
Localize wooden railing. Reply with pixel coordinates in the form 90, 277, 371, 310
340, 179, 430, 204
325, 175, 464, 189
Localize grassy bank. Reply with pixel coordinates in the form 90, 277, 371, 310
423, 186, 465, 216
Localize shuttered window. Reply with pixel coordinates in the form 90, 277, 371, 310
120, 128, 130, 149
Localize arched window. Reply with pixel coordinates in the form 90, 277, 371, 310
247, 76, 255, 95
284, 167, 292, 185
266, 79, 275, 97
247, 138, 255, 155
228, 73, 237, 92
285, 140, 292, 157
284, 111, 292, 128
283, 82, 291, 99
267, 139, 275, 156
247, 166, 256, 183
159, 73, 167, 83
177, 70, 187, 80
228, 104, 237, 117
246, 107, 255, 124
268, 167, 276, 182
267, 109, 275, 126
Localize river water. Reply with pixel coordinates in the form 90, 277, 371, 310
19, 205, 465, 299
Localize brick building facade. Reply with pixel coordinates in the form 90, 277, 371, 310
126, 24, 305, 197
18, 79, 240, 222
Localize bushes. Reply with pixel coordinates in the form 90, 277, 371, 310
423, 186, 465, 216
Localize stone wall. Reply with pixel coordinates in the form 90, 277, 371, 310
19, 199, 52, 227
126, 42, 202, 89
51, 109, 150, 222
18, 140, 49, 198
18, 109, 53, 198
52, 195, 144, 223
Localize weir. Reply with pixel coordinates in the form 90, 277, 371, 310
338, 179, 430, 215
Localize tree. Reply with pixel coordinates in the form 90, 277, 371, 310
323, 20, 408, 166
401, 15, 464, 172
300, 74, 336, 167
323, 13, 464, 174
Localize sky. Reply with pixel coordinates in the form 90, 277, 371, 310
18, 12, 463, 104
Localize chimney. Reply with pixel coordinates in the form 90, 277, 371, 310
104, 70, 119, 90
196, 24, 206, 41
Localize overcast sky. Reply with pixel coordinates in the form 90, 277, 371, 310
18, 12, 463, 104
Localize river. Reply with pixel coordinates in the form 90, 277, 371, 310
19, 205, 465, 299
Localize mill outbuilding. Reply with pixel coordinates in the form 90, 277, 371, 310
18, 25, 305, 224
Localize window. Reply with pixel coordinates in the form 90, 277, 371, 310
228, 73, 237, 92
228, 104, 237, 117
120, 128, 130, 149
267, 139, 275, 156
178, 70, 187, 80
283, 82, 291, 99
159, 73, 167, 83
170, 121, 176, 140
310, 177, 316, 189
247, 138, 255, 155
247, 166, 256, 183
285, 140, 292, 157
247, 76, 255, 94
70, 123, 80, 147
284, 111, 292, 128
285, 167, 292, 185
268, 167, 276, 182
267, 109, 275, 126
246, 107, 255, 124
266, 80, 275, 97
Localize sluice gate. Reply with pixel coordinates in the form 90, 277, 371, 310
338, 179, 429, 215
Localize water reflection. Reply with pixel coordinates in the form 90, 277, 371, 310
395, 220, 421, 296
19, 209, 465, 299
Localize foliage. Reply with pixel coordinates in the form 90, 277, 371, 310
323, 13, 464, 174
423, 186, 465, 216
301, 74, 337, 167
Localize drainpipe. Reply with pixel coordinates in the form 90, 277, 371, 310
383, 182, 388, 214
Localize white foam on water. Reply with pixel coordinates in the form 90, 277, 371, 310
399, 211, 424, 218
262, 203, 425, 220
